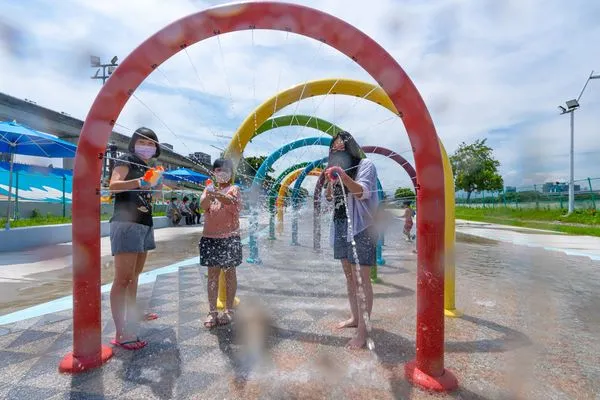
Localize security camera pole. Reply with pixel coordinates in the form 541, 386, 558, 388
90, 56, 119, 186
90, 55, 119, 85
558, 70, 600, 214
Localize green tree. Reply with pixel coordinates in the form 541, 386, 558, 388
394, 187, 415, 200
450, 139, 503, 202
236, 156, 275, 188
295, 187, 309, 204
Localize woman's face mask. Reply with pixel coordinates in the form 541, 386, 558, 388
134, 143, 156, 160
214, 170, 231, 183
332, 137, 345, 152
328, 150, 353, 171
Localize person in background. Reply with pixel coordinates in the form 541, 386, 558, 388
108, 127, 162, 350
200, 158, 242, 328
325, 130, 378, 349
402, 200, 416, 242
190, 197, 201, 224
167, 196, 182, 226
180, 196, 193, 225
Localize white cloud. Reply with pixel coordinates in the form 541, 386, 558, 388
1, 0, 600, 190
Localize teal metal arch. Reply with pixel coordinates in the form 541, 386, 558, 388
247, 136, 332, 263
249, 116, 417, 266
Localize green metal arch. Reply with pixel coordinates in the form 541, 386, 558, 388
253, 115, 343, 140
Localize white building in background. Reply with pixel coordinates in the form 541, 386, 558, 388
189, 152, 211, 168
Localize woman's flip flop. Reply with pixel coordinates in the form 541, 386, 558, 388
111, 338, 147, 350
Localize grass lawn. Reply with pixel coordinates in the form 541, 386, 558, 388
455, 206, 600, 237
1, 211, 168, 228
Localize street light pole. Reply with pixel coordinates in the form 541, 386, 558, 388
90, 56, 119, 186
559, 103, 579, 214
558, 70, 600, 215
90, 55, 119, 85
209, 144, 226, 158
569, 109, 575, 214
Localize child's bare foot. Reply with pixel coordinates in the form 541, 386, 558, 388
336, 318, 358, 329
346, 336, 366, 349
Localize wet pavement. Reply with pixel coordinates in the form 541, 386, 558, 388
455, 219, 600, 261
391, 209, 600, 261
0, 210, 599, 399
0, 219, 251, 316
0, 225, 203, 316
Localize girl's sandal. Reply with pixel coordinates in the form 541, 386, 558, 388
204, 312, 219, 329
218, 309, 234, 326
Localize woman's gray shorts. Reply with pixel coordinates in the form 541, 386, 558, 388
333, 219, 376, 266
110, 221, 156, 256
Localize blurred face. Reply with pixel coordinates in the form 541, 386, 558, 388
332, 137, 345, 152
214, 166, 232, 183
134, 138, 157, 160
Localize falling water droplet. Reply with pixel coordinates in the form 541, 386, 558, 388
367, 338, 375, 350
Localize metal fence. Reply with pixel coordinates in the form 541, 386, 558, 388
456, 177, 600, 210
4, 168, 600, 219
0, 169, 204, 220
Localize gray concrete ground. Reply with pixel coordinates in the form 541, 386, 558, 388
0, 209, 599, 399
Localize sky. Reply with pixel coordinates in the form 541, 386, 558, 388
1, 0, 600, 193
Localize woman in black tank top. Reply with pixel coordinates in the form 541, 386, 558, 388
108, 127, 162, 350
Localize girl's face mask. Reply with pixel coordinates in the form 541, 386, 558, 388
134, 144, 156, 160
214, 170, 231, 183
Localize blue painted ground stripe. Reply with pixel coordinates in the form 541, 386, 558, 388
0, 230, 263, 325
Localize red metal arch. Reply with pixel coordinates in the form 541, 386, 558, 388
362, 146, 418, 189
64, 2, 454, 390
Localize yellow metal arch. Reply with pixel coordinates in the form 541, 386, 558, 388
276, 168, 322, 233
225, 78, 459, 316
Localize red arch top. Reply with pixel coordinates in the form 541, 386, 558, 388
68, 1, 451, 389
361, 146, 418, 190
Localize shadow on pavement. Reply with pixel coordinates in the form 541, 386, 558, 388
447, 314, 532, 354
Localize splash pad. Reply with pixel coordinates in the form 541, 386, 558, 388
64, 1, 457, 392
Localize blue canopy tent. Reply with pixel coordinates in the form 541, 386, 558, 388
0, 121, 77, 229
163, 168, 209, 184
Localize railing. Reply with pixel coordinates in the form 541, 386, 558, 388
455, 177, 600, 210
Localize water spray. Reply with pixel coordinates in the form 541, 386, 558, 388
331, 169, 375, 351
